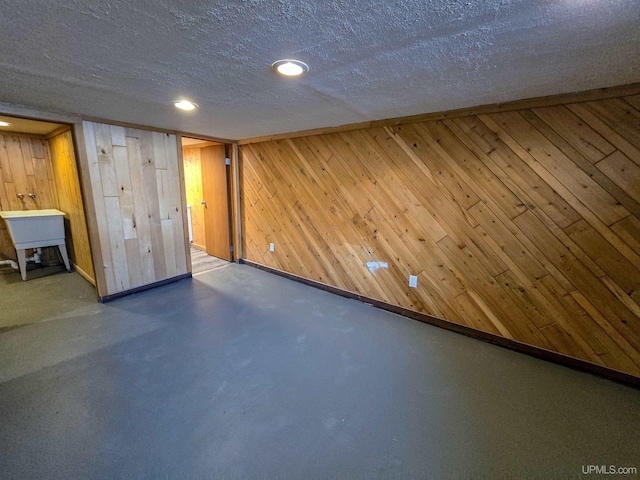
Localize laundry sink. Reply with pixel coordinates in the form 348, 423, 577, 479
0, 209, 71, 280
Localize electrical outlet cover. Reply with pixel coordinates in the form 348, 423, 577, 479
409, 275, 418, 288
269, 243, 275, 252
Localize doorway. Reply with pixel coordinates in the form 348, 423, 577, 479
181, 137, 233, 274
0, 114, 96, 327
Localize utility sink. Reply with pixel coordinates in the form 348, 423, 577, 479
0, 209, 71, 280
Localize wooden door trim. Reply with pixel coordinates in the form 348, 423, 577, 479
176, 135, 193, 273
230, 143, 243, 261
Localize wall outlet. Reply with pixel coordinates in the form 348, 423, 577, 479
269, 243, 275, 252
409, 275, 418, 288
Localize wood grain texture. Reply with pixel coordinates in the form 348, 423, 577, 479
48, 129, 95, 282
231, 143, 242, 261
82, 121, 188, 295
0, 133, 58, 261
201, 145, 231, 261
240, 95, 640, 378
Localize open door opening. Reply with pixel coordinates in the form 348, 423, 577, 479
0, 113, 97, 327
181, 137, 233, 274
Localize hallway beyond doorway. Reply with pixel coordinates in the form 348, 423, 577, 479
190, 246, 229, 275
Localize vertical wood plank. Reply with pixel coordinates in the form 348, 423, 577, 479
139, 130, 166, 280
167, 133, 188, 275
83, 121, 117, 293
127, 135, 155, 286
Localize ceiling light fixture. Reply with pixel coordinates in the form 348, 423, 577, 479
0, 121, 12, 127
272, 59, 309, 77
174, 100, 199, 111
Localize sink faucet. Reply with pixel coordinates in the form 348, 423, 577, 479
16, 193, 24, 200
28, 193, 36, 199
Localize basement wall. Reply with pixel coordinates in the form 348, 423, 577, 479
79, 121, 189, 296
48, 128, 95, 283
240, 93, 640, 378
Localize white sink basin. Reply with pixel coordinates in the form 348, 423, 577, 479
0, 209, 71, 280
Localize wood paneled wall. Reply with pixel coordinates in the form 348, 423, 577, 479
82, 121, 188, 295
183, 146, 206, 249
0, 133, 57, 260
48, 129, 95, 282
240, 94, 640, 378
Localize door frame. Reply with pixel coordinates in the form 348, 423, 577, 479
0, 109, 98, 287
177, 135, 241, 271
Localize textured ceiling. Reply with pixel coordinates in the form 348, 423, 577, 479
1, 0, 639, 141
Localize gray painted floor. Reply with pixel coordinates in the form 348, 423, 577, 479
0, 265, 639, 479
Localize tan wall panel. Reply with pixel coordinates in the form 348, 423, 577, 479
240, 95, 640, 378
48, 129, 95, 282
82, 121, 188, 295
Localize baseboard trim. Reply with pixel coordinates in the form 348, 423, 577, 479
73, 264, 96, 286
99, 273, 192, 303
240, 259, 640, 389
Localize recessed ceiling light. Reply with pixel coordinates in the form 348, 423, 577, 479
174, 100, 199, 111
0, 121, 11, 127
272, 59, 309, 77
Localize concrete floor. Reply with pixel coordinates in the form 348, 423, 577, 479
0, 265, 638, 479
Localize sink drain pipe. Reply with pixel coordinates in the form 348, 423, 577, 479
0, 259, 19, 270
26, 248, 42, 264
0, 247, 42, 271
